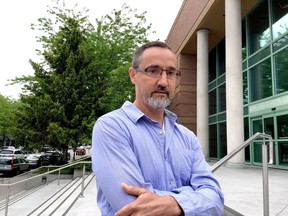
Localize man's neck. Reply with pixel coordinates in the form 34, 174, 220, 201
133, 101, 165, 126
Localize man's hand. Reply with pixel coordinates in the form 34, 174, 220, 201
114, 183, 183, 216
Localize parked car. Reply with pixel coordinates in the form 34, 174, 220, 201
75, 147, 86, 155
43, 151, 65, 165
25, 154, 50, 168
0, 146, 16, 150
0, 149, 26, 159
0, 154, 30, 176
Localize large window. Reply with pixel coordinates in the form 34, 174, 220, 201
209, 89, 217, 115
277, 114, 288, 139
209, 124, 217, 158
219, 84, 226, 112
218, 40, 226, 76
271, 0, 288, 40
219, 122, 227, 158
209, 49, 216, 82
277, 114, 288, 164
274, 46, 288, 94
248, 0, 270, 54
208, 39, 226, 116
209, 123, 227, 158
243, 71, 248, 104
250, 58, 272, 102
242, 19, 247, 60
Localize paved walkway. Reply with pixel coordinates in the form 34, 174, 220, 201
1, 165, 288, 216
67, 178, 101, 216
213, 165, 288, 216
68, 165, 288, 216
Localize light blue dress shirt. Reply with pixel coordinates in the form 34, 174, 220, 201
92, 101, 224, 215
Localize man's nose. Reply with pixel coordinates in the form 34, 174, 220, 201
157, 71, 169, 85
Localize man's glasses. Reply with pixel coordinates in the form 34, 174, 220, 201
134, 67, 181, 80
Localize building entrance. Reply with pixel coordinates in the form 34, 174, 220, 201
250, 113, 288, 168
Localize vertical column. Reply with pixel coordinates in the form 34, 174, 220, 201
225, 0, 245, 167
197, 29, 209, 160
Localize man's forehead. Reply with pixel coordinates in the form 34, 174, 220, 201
140, 48, 176, 65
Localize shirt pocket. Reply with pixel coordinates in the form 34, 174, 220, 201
178, 149, 194, 185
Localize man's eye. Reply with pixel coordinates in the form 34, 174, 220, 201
147, 68, 159, 74
167, 70, 176, 76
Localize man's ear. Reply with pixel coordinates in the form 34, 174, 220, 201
129, 67, 136, 84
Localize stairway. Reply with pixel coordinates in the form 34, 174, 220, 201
0, 173, 95, 216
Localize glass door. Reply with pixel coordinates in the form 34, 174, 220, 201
276, 114, 288, 166
251, 113, 288, 168
251, 116, 274, 165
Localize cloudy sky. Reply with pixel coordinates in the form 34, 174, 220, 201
0, 0, 183, 99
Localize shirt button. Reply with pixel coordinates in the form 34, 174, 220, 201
159, 131, 163, 135
169, 180, 174, 185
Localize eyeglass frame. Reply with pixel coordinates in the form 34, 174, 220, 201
134, 66, 181, 80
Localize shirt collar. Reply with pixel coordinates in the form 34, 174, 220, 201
121, 101, 178, 124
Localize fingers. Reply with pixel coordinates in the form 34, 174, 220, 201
114, 203, 131, 216
121, 183, 147, 196
115, 184, 150, 216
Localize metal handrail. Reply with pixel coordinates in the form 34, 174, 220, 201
0, 161, 91, 187
0, 155, 91, 186
211, 132, 274, 216
0, 158, 92, 216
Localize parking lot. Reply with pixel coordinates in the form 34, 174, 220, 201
0, 146, 91, 179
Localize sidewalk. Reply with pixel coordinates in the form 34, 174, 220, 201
213, 165, 288, 216
67, 179, 101, 216
0, 179, 72, 216
1, 165, 287, 216
68, 165, 288, 216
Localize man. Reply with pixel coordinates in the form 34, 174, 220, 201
92, 41, 224, 215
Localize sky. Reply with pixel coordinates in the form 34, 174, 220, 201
0, 0, 183, 100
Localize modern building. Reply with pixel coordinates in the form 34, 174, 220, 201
167, 0, 288, 169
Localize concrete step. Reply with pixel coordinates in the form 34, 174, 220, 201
66, 176, 101, 216
50, 173, 95, 216
28, 173, 94, 216
27, 177, 80, 215
0, 179, 72, 216
0, 184, 46, 210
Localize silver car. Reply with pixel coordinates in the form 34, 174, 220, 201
0, 155, 30, 176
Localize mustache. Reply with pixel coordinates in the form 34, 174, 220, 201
151, 87, 170, 96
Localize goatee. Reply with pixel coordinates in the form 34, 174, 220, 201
148, 96, 171, 109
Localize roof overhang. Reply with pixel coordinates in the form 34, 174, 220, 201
169, 0, 260, 55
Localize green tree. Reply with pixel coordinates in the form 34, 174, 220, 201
12, 1, 153, 156
0, 95, 13, 146
92, 5, 152, 112
0, 95, 22, 147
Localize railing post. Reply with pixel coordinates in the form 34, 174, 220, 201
58, 169, 60, 186
5, 185, 10, 216
262, 143, 269, 216
80, 164, 86, 197
46, 167, 49, 185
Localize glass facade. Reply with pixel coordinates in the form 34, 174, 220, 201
250, 58, 272, 102
247, 0, 270, 54
275, 46, 288, 94
277, 114, 288, 165
208, 0, 288, 168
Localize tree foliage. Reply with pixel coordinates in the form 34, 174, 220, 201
11, 1, 152, 152
0, 95, 14, 142
93, 5, 151, 112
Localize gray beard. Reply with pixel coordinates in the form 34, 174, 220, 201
148, 96, 171, 109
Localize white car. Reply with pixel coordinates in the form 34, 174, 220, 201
0, 149, 26, 159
